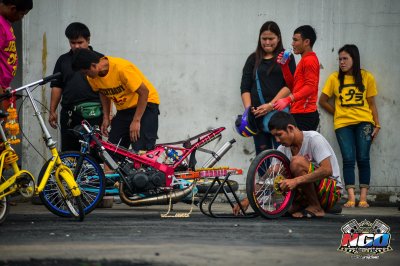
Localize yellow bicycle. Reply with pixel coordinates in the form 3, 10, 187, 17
0, 73, 84, 224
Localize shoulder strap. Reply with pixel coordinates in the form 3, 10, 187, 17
255, 69, 266, 104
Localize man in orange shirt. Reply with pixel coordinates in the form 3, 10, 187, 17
72, 48, 160, 152
274, 25, 320, 131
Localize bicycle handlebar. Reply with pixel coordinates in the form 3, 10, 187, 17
81, 121, 119, 170
4, 72, 62, 95
0, 72, 61, 102
82, 123, 104, 148
39, 72, 62, 85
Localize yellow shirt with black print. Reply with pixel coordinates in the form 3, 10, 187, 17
322, 69, 377, 130
87, 56, 160, 111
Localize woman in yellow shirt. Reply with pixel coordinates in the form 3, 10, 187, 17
319, 44, 380, 208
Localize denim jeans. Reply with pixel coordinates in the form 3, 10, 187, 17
335, 122, 373, 189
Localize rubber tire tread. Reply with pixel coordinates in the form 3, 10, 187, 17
246, 149, 295, 219
0, 196, 9, 225
58, 172, 85, 222
73, 195, 85, 221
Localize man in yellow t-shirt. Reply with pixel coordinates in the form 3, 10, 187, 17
72, 48, 160, 151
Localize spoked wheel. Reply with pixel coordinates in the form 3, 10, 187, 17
58, 175, 85, 222
0, 195, 9, 225
38, 152, 105, 218
38, 165, 85, 221
59, 152, 106, 213
246, 149, 295, 219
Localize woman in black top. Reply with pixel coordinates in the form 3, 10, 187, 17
240, 21, 296, 154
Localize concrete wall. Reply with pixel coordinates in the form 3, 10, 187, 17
21, 0, 400, 198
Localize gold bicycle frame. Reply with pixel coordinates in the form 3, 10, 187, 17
35, 147, 80, 197
0, 120, 35, 200
0, 147, 35, 199
0, 73, 81, 203
0, 127, 80, 201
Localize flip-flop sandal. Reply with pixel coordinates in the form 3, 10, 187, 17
358, 201, 370, 208
293, 209, 324, 219
343, 201, 355, 208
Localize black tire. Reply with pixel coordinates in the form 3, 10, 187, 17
40, 165, 86, 221
0, 195, 9, 225
38, 152, 105, 218
63, 193, 85, 222
196, 179, 239, 194
246, 149, 295, 219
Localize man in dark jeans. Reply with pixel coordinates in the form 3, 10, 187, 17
49, 22, 103, 151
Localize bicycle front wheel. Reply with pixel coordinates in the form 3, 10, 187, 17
246, 149, 295, 219
57, 174, 85, 222
0, 195, 9, 225
39, 152, 105, 217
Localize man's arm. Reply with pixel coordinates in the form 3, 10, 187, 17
130, 83, 149, 142
277, 53, 295, 89
100, 93, 111, 137
280, 157, 332, 191
294, 158, 332, 185
49, 87, 62, 129
271, 86, 291, 103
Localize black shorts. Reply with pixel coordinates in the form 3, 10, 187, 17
292, 111, 319, 131
108, 103, 159, 151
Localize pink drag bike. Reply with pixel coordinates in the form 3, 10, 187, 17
40, 121, 245, 217
40, 120, 295, 218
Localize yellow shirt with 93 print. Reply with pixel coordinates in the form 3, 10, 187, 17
87, 56, 160, 111
322, 69, 377, 130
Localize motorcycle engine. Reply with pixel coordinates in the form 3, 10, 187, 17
121, 160, 166, 194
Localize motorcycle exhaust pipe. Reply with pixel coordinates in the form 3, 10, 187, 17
119, 183, 195, 207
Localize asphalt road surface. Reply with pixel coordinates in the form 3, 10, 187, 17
0, 200, 399, 266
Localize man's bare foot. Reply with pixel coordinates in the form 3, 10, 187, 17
232, 198, 249, 216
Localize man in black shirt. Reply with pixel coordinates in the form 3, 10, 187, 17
49, 22, 103, 151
